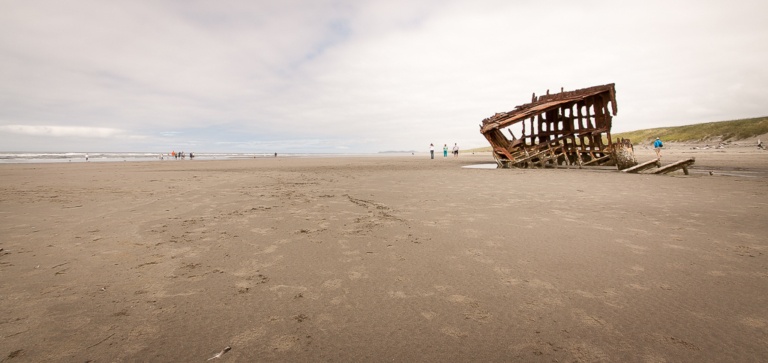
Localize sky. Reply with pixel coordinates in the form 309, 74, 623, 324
1, 0, 766, 153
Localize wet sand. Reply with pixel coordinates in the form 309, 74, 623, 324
1, 149, 767, 362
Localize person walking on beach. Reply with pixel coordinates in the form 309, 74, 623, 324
452, 143, 459, 158
653, 137, 663, 158
85, 153, 89, 162
429, 143, 435, 159
443, 144, 448, 158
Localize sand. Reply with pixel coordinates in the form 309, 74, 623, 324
1, 148, 767, 362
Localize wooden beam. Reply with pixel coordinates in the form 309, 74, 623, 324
651, 158, 696, 175
621, 158, 660, 173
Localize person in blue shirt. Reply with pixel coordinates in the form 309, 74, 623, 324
653, 137, 663, 158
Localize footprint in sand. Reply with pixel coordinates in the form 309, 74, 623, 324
268, 335, 300, 352
626, 227, 650, 235
250, 227, 273, 235
322, 279, 343, 290
269, 285, 307, 298
574, 290, 596, 299
446, 295, 492, 322
421, 311, 437, 320
524, 279, 555, 290
388, 291, 408, 299
441, 326, 468, 338
614, 239, 648, 254
572, 309, 610, 328
255, 245, 278, 254
735, 232, 756, 239
231, 327, 267, 346
347, 270, 367, 280
465, 249, 494, 264
463, 228, 482, 238
235, 280, 253, 293
663, 243, 691, 251
741, 317, 767, 328
592, 225, 614, 232
433, 285, 452, 293
566, 342, 610, 362
665, 336, 700, 351
447, 294, 473, 304
341, 250, 363, 263
493, 267, 522, 286
122, 324, 161, 355
626, 283, 651, 291
625, 265, 645, 276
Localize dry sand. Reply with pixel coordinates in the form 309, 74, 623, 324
1, 149, 767, 362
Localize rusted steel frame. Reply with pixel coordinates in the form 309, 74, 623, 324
543, 142, 568, 168
483, 130, 516, 163
510, 139, 570, 169
479, 84, 617, 168
582, 155, 612, 166
513, 128, 594, 167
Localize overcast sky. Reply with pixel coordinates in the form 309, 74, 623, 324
1, 0, 766, 153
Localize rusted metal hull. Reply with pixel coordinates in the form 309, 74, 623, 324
480, 84, 623, 168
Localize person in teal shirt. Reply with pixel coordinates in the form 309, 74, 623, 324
443, 144, 448, 158
653, 137, 663, 158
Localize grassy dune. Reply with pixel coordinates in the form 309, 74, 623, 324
467, 116, 768, 152
613, 116, 768, 143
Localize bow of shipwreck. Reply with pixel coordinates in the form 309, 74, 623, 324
480, 83, 635, 169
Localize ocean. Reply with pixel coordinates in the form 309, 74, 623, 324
0, 152, 406, 164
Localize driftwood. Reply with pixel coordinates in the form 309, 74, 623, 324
651, 158, 696, 175
621, 157, 696, 175
621, 158, 661, 173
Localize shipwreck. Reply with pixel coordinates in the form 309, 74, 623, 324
480, 83, 637, 169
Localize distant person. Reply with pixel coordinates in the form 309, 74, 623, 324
274, 152, 278, 157
429, 143, 435, 159
758, 139, 764, 150
453, 143, 459, 158
653, 137, 663, 158
85, 153, 89, 162
443, 144, 448, 158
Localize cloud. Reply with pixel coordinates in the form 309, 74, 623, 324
1, 0, 767, 152
0, 125, 132, 138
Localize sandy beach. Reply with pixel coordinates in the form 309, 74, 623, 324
1, 149, 767, 362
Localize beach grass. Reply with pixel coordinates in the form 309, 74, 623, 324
613, 116, 768, 143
